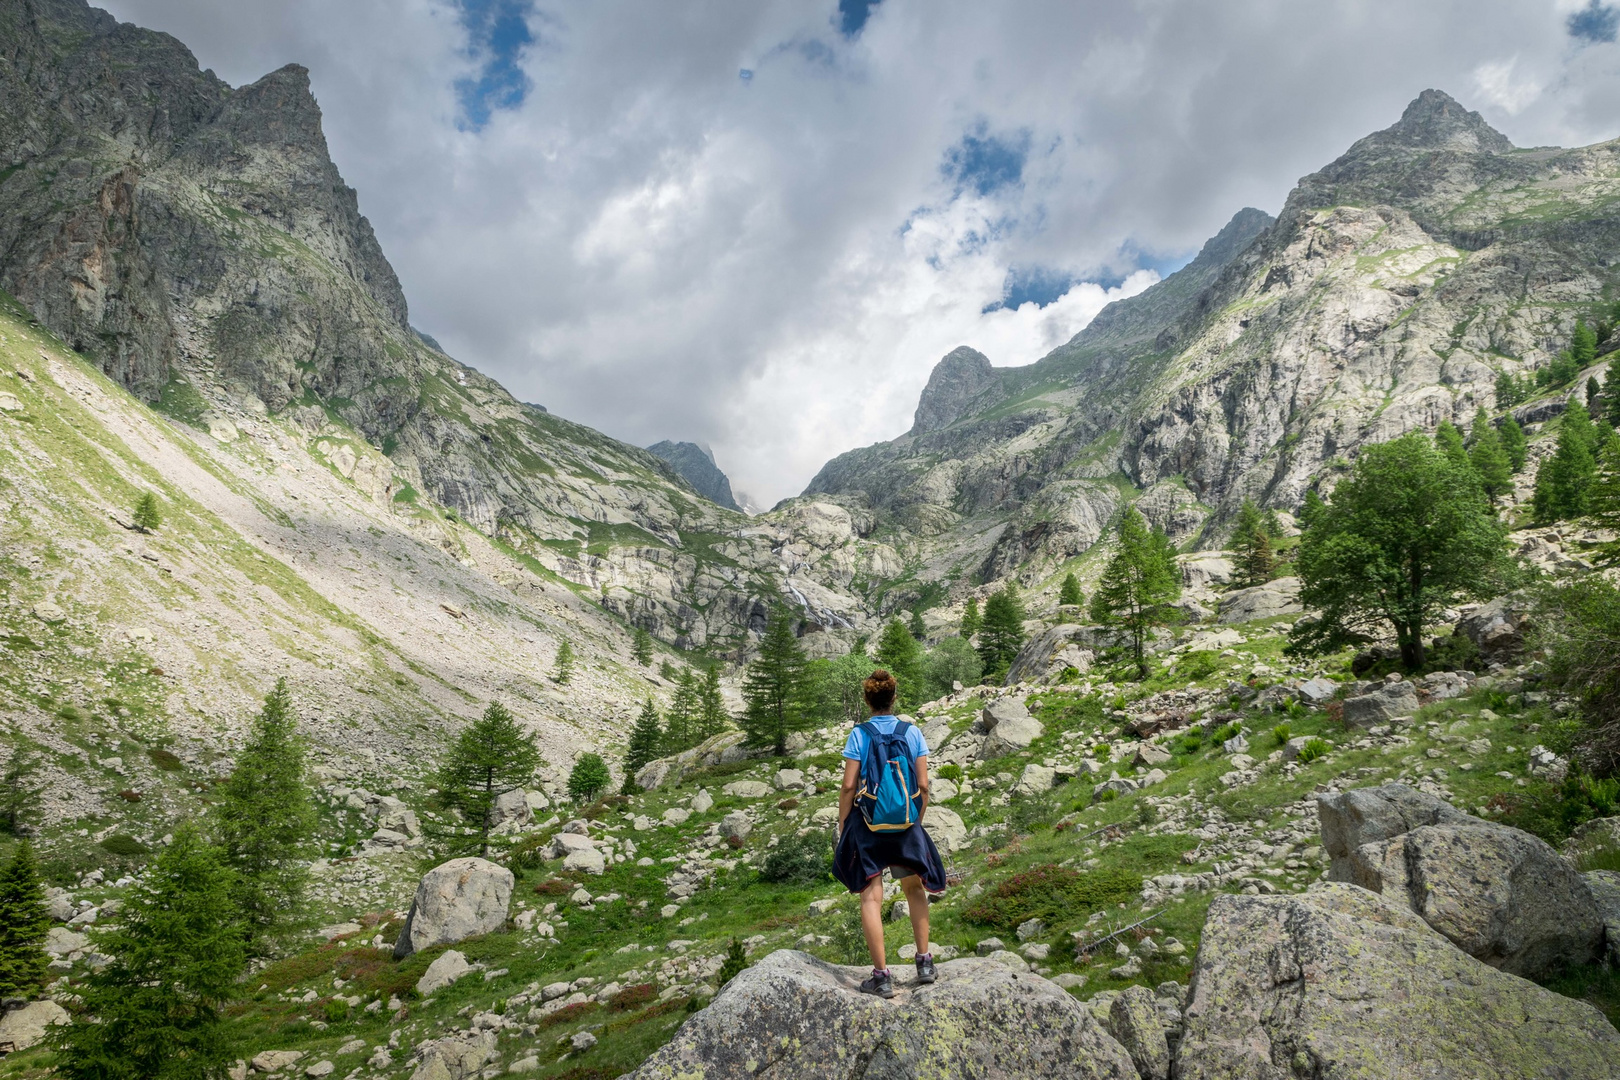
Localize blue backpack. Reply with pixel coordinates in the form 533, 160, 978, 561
855, 719, 921, 832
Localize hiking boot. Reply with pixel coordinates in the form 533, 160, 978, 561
914, 952, 936, 984
859, 968, 896, 998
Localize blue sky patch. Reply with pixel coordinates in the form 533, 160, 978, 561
454, 0, 535, 130
942, 126, 1030, 197
838, 0, 882, 38
1568, 0, 1619, 43
983, 266, 1076, 312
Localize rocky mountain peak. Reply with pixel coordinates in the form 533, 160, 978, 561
1356, 88, 1514, 155
647, 440, 741, 511
911, 346, 996, 435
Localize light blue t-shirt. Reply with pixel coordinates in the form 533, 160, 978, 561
842, 715, 929, 763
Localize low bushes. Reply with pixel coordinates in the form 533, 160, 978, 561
963, 864, 1141, 932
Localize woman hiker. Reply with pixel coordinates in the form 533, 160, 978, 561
833, 669, 948, 998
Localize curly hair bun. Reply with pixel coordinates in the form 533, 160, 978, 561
863, 669, 898, 712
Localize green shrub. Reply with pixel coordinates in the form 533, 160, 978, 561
1006, 796, 1055, 835
1502, 773, 1620, 845
717, 938, 748, 986
322, 998, 349, 1023
759, 831, 831, 885
100, 834, 148, 858
147, 748, 183, 772
1271, 723, 1292, 746
963, 864, 1142, 932
1174, 732, 1204, 756
937, 763, 964, 782
1210, 722, 1241, 745
1177, 650, 1224, 681
1295, 738, 1329, 764
1097, 787, 1119, 802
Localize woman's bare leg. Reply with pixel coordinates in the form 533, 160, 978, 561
860, 875, 887, 969
899, 874, 930, 956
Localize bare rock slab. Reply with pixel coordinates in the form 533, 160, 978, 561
1176, 884, 1620, 1080
1348, 822, 1605, 978
627, 950, 1137, 1079
393, 857, 513, 959
1316, 783, 1474, 880
0, 1000, 69, 1052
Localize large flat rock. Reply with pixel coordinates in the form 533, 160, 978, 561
628, 950, 1137, 1079
1176, 884, 1620, 1080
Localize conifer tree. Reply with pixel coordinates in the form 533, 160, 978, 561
437, 701, 539, 856
1230, 499, 1275, 587
553, 640, 574, 684
1, 749, 44, 834
567, 753, 610, 803
696, 665, 729, 742
1602, 363, 1620, 427
875, 618, 923, 711
1299, 489, 1326, 530
622, 699, 663, 792
976, 583, 1028, 683
1533, 401, 1599, 522
1467, 409, 1514, 504
1435, 420, 1472, 474
1089, 508, 1181, 680
959, 597, 981, 639
662, 670, 700, 753
1289, 434, 1509, 670
631, 627, 653, 667
717, 937, 748, 985
213, 679, 316, 953
907, 609, 927, 640
1589, 376, 1603, 411
132, 491, 162, 533
1058, 572, 1083, 607
1573, 318, 1598, 368
1590, 434, 1620, 566
51, 824, 244, 1080
1500, 413, 1528, 472
740, 616, 810, 755
0, 840, 50, 1000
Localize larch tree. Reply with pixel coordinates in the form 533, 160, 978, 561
696, 665, 729, 742
436, 702, 539, 857
1058, 572, 1083, 607
1467, 409, 1514, 504
0, 840, 50, 1000
662, 669, 700, 753
975, 583, 1027, 683
622, 699, 663, 792
212, 678, 316, 954
631, 627, 653, 667
874, 618, 923, 711
1089, 507, 1181, 680
1532, 400, 1599, 522
1499, 413, 1528, 473
1230, 499, 1276, 587
739, 615, 810, 755
959, 597, 981, 639
51, 824, 244, 1080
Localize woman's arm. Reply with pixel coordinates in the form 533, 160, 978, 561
837, 758, 860, 836
914, 755, 930, 820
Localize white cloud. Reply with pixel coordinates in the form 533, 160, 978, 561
98, 0, 1620, 504
1472, 57, 1543, 114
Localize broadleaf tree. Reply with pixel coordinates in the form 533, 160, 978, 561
1089, 507, 1181, 680
437, 702, 539, 856
212, 678, 316, 954
1288, 433, 1511, 670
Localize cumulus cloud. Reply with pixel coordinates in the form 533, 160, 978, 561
101, 0, 1620, 504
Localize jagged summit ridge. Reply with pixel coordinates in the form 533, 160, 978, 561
1361, 88, 1514, 155
646, 440, 741, 511
912, 346, 995, 435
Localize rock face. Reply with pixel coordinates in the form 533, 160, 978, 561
0, 999, 69, 1052
1588, 870, 1620, 966
415, 949, 471, 995
1340, 680, 1421, 728
1316, 784, 1477, 879
407, 1030, 497, 1080
646, 441, 741, 511
627, 950, 1139, 1079
910, 347, 998, 435
1455, 594, 1534, 663
1347, 823, 1605, 978
1176, 884, 1620, 1080
981, 698, 1043, 756
393, 858, 514, 958
1216, 578, 1301, 625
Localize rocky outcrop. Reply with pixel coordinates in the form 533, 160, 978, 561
1176, 884, 1620, 1080
981, 698, 1043, 755
0, 1000, 69, 1053
1316, 784, 1476, 880
1215, 578, 1301, 625
1006, 624, 1094, 684
910, 347, 997, 435
1339, 679, 1421, 728
627, 950, 1139, 1079
1455, 594, 1534, 664
393, 858, 513, 959
1588, 870, 1620, 966
1347, 823, 1605, 978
